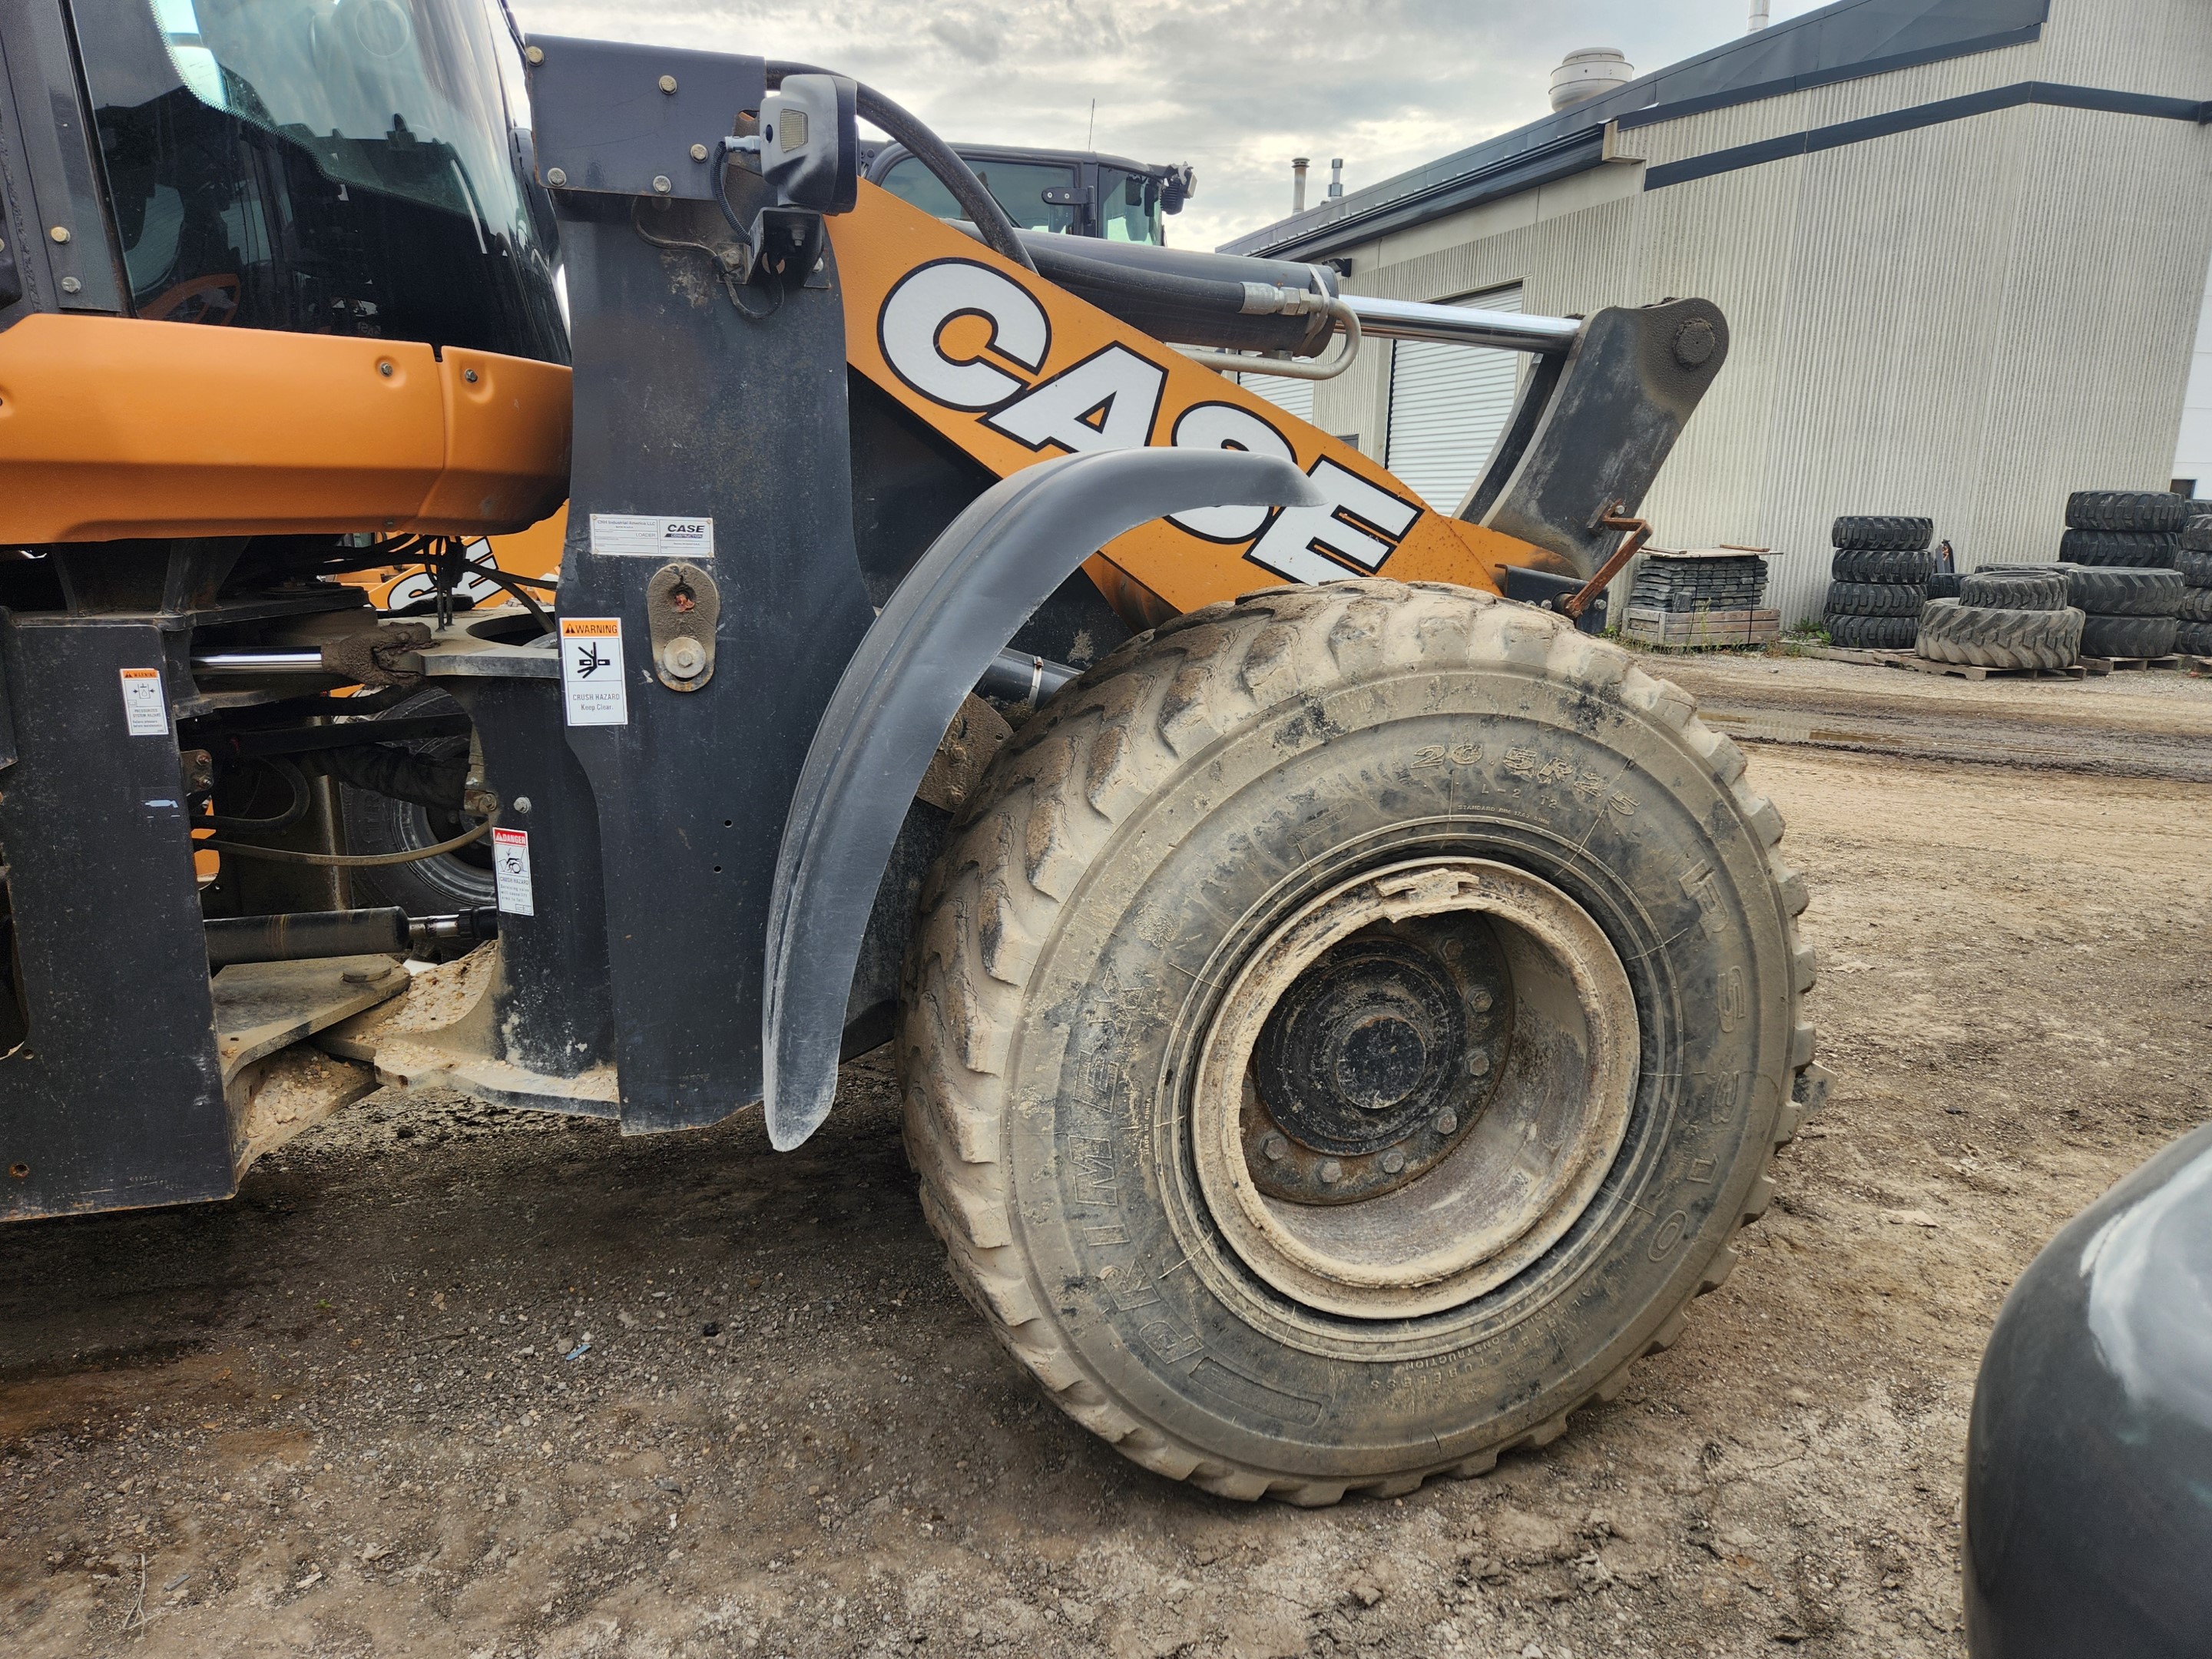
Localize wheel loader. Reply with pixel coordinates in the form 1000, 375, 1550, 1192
0, 0, 1824, 1503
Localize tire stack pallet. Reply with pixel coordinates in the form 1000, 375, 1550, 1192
1911, 568, 2085, 680
1620, 549, 1777, 650
1823, 516, 1933, 651
2171, 513, 2212, 669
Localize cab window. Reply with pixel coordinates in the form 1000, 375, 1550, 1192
1099, 168, 1162, 244
879, 155, 1083, 235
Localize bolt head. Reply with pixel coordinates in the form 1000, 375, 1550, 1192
545, 166, 567, 187
657, 74, 678, 94
1317, 1159, 1343, 1184
48, 225, 68, 244
652, 174, 672, 194
690, 142, 710, 162
523, 44, 544, 65
666, 637, 707, 678
377, 360, 394, 377
512, 796, 532, 814
1434, 1111, 1459, 1135
462, 368, 478, 383
1379, 1149, 1406, 1175
1466, 1051, 1489, 1077
59, 276, 81, 294
1260, 1134, 1288, 1161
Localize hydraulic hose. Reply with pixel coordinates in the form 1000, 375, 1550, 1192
1022, 240, 1335, 356
763, 61, 1036, 273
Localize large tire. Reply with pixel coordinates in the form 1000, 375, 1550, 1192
2058, 528, 2178, 568
1826, 612, 1919, 650
1926, 571, 1963, 601
2177, 620, 2212, 656
338, 688, 496, 919
1916, 599, 2084, 669
1832, 515, 1932, 551
2065, 490, 2187, 533
2177, 548, 2212, 587
2078, 614, 2179, 660
2180, 518, 2212, 555
1959, 570, 2068, 611
2178, 587, 2212, 624
899, 581, 1816, 1503
1830, 548, 1937, 584
2058, 566, 2183, 617
1824, 580, 1924, 617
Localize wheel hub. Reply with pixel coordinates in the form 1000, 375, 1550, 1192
1193, 857, 1641, 1320
1245, 924, 1509, 1204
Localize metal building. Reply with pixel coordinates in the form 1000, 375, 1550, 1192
1222, 0, 2212, 621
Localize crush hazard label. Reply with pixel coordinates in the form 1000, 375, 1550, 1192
560, 617, 628, 727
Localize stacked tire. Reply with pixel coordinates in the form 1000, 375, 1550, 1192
1824, 516, 1935, 650
2061, 563, 2183, 661
2059, 490, 2184, 568
1919, 568, 2084, 671
2179, 516, 2212, 658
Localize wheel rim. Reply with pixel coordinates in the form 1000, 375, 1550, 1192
1190, 857, 1640, 1320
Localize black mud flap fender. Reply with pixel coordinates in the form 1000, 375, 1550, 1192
763, 447, 1322, 1150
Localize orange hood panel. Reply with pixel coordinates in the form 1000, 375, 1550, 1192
0, 316, 571, 543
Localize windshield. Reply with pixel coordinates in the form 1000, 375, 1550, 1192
880, 155, 1083, 236
73, 0, 564, 359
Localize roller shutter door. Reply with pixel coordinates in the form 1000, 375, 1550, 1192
1386, 286, 1523, 514
1236, 369, 1315, 426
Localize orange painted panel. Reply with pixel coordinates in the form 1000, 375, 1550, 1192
830, 184, 1536, 613
0, 316, 568, 543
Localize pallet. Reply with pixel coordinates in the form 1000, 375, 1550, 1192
1801, 645, 1893, 666
2191, 656, 2212, 677
1888, 653, 2088, 682
1621, 607, 1781, 650
2077, 654, 2184, 673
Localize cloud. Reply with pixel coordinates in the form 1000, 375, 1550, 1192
512, 0, 1831, 250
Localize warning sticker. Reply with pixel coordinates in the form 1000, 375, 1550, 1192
589, 514, 715, 559
118, 667, 168, 737
492, 826, 535, 916
560, 617, 628, 727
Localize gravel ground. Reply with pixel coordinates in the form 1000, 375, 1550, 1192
2, 663, 2208, 1658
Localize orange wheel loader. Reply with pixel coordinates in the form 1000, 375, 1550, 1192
0, 0, 1821, 1502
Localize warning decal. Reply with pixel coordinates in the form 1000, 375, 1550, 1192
560, 617, 628, 727
492, 826, 535, 916
118, 667, 168, 737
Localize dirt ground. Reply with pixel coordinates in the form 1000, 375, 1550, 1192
4, 655, 2209, 1659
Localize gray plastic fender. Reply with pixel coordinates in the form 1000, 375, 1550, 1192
762, 447, 1323, 1150
1963, 1119, 2212, 1656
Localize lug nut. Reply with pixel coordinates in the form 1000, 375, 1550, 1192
1317, 1159, 1343, 1184
1434, 1111, 1458, 1135
1260, 1134, 1287, 1161
1468, 987, 1494, 1012
1467, 1051, 1489, 1077
1379, 1150, 1406, 1175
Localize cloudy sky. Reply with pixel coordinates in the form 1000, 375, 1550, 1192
515, 0, 1832, 251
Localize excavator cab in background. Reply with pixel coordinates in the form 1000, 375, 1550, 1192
0, 1, 1823, 1506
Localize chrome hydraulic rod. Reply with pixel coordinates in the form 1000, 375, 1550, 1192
1336, 293, 1581, 354
191, 650, 330, 674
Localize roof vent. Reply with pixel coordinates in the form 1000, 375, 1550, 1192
1548, 47, 1634, 112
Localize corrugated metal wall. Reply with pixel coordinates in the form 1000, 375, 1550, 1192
1311, 0, 2212, 621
